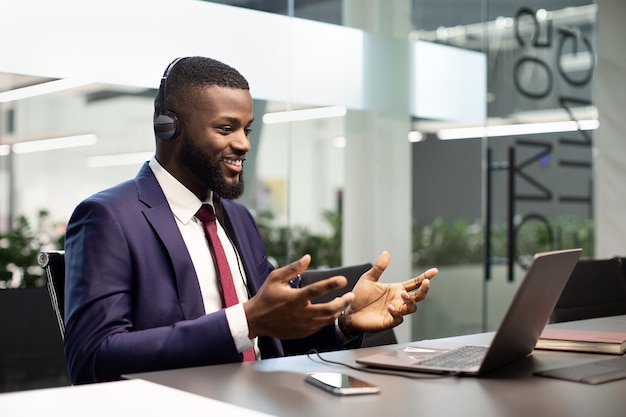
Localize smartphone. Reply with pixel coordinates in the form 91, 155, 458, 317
305, 372, 381, 395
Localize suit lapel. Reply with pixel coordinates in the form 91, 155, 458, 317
135, 163, 205, 320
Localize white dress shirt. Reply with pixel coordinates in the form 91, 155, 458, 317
149, 157, 257, 357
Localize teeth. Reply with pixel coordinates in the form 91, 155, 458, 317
225, 159, 243, 167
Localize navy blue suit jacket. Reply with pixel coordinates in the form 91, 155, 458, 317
64, 162, 344, 384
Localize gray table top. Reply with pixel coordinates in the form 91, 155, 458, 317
129, 315, 626, 417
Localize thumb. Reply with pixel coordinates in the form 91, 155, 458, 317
270, 254, 311, 284
364, 251, 390, 282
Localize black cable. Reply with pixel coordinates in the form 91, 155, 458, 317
306, 349, 460, 380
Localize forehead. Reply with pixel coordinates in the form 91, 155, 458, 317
190, 85, 253, 114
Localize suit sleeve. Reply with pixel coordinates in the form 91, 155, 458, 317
64, 196, 241, 384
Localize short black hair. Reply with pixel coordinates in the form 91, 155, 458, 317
154, 56, 249, 116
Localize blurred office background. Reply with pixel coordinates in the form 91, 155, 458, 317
1, 0, 624, 392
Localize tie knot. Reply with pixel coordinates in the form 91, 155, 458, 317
196, 204, 216, 223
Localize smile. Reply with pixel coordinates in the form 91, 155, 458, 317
223, 158, 245, 167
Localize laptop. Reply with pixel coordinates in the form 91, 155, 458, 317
356, 248, 582, 376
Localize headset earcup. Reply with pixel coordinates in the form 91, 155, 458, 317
154, 112, 180, 141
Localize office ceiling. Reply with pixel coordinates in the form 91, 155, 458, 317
0, 1, 596, 107
206, 0, 594, 30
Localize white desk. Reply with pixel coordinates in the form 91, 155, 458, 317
0, 379, 275, 417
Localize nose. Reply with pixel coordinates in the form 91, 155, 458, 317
232, 129, 251, 152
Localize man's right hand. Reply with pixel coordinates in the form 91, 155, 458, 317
243, 254, 354, 339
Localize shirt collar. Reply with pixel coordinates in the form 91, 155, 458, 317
149, 156, 213, 225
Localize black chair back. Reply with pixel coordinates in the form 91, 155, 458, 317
551, 257, 626, 323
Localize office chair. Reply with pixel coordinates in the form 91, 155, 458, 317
550, 257, 626, 323
37, 250, 65, 339
300, 263, 397, 347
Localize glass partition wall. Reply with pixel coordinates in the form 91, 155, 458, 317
412, 0, 597, 339
0, 0, 597, 347
481, 0, 596, 332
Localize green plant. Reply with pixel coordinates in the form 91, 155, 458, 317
256, 209, 342, 268
0, 210, 64, 289
413, 215, 594, 268
413, 218, 484, 266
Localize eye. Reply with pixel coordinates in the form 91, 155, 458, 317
244, 127, 252, 136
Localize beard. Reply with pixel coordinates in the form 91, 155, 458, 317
180, 135, 245, 200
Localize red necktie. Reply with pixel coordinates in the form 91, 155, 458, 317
196, 204, 255, 362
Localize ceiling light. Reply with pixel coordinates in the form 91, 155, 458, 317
408, 131, 425, 142
437, 119, 599, 140
262, 106, 347, 124
11, 134, 97, 153
0, 78, 93, 103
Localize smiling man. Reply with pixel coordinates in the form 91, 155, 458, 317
63, 56, 438, 384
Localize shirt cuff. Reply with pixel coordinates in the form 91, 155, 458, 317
225, 303, 255, 353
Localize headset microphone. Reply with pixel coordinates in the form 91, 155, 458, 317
154, 57, 184, 141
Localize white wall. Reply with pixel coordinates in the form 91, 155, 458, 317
595, 0, 626, 257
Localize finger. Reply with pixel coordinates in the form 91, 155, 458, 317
402, 267, 438, 292
299, 275, 349, 300
398, 290, 418, 312
411, 278, 430, 302
306, 292, 354, 316
386, 304, 406, 324
269, 254, 311, 284
362, 251, 391, 282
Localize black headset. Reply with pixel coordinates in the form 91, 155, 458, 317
153, 57, 185, 141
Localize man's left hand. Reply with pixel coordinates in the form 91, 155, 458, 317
343, 251, 438, 334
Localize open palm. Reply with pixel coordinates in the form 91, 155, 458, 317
346, 251, 437, 333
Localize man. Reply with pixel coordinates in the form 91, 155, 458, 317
64, 56, 438, 384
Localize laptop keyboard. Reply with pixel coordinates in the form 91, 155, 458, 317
418, 345, 489, 369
